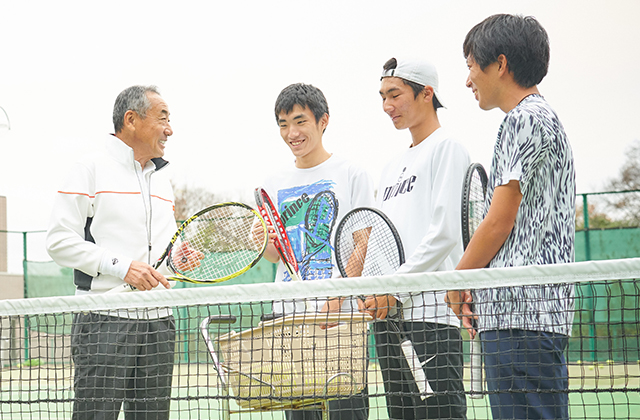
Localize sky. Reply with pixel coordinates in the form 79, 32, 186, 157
1, 0, 639, 266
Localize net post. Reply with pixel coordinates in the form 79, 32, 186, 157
582, 194, 591, 261
22, 230, 29, 362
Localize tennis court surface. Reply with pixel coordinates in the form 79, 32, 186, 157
1, 258, 639, 419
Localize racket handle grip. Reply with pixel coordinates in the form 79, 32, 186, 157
469, 334, 484, 398
106, 283, 136, 293
400, 339, 433, 400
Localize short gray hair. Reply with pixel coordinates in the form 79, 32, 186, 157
112, 85, 160, 133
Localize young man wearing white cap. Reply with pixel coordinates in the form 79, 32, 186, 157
360, 58, 469, 419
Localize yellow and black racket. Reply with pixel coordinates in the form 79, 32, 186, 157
109, 202, 268, 292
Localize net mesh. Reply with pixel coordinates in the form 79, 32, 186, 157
1, 258, 639, 419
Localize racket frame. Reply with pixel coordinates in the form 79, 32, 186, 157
334, 207, 404, 278
461, 162, 488, 248
337, 207, 431, 398
461, 162, 489, 398
254, 187, 302, 282
111, 202, 268, 292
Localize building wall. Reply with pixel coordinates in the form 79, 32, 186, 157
0, 196, 6, 272
0, 273, 23, 299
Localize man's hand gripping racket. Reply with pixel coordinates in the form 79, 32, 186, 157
108, 202, 268, 293
334, 207, 433, 399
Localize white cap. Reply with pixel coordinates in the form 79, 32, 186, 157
381, 58, 445, 108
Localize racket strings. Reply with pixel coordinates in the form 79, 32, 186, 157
171, 206, 264, 280
262, 201, 298, 269
337, 211, 401, 278
467, 170, 486, 235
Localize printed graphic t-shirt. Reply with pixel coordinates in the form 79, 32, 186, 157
263, 154, 375, 313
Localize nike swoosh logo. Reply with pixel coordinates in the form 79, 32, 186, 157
421, 354, 437, 367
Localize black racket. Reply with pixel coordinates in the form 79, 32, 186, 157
334, 207, 432, 398
334, 207, 404, 278
462, 162, 488, 248
461, 162, 488, 398
108, 202, 268, 292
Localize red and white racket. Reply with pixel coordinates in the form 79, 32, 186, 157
254, 187, 302, 282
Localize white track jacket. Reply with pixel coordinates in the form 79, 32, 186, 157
46, 134, 176, 304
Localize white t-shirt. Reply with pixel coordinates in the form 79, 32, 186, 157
376, 128, 470, 326
263, 154, 375, 313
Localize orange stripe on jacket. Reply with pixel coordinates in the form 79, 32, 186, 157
57, 190, 173, 204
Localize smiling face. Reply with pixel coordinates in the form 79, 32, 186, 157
278, 104, 329, 168
465, 55, 501, 111
132, 92, 173, 165
379, 77, 429, 132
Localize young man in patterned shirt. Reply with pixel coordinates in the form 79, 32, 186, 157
446, 14, 576, 420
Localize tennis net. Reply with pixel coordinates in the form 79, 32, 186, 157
1, 258, 639, 419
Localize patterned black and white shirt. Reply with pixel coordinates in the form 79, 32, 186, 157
474, 94, 576, 336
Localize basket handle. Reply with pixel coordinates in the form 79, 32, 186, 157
200, 315, 237, 387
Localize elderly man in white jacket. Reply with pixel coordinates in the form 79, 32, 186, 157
46, 85, 178, 420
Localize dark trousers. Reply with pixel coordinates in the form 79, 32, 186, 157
286, 344, 370, 420
482, 329, 569, 420
285, 386, 369, 420
71, 313, 176, 420
373, 320, 467, 420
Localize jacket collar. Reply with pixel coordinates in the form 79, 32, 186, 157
106, 134, 169, 171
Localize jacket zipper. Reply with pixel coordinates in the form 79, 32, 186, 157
134, 161, 153, 265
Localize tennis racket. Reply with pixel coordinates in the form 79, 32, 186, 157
334, 207, 403, 278
254, 187, 302, 282
461, 162, 488, 398
334, 207, 432, 399
108, 202, 268, 293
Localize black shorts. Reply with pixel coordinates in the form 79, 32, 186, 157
373, 320, 467, 420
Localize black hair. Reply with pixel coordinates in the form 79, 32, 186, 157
382, 58, 443, 110
463, 14, 550, 88
274, 83, 329, 124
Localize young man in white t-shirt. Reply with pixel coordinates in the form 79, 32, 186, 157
262, 83, 375, 420
360, 58, 469, 419
446, 14, 575, 420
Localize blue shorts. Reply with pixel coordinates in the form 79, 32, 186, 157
481, 329, 569, 420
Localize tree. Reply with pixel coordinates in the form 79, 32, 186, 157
171, 181, 220, 222
603, 139, 640, 226
575, 203, 634, 230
